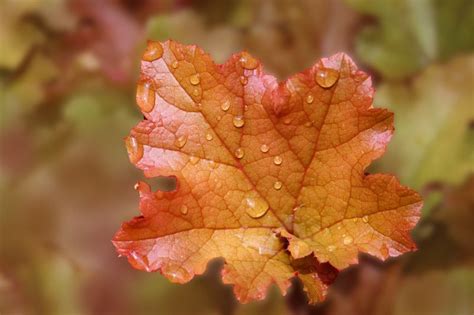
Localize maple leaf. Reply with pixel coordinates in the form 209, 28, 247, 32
113, 40, 422, 303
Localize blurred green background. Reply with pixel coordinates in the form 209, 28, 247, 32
0, 0, 473, 314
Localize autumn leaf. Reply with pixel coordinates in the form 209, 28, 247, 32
113, 40, 422, 303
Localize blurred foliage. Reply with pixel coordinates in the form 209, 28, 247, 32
0, 0, 473, 314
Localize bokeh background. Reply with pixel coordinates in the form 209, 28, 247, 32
1, 0, 473, 314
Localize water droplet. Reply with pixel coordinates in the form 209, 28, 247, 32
260, 144, 269, 153
234, 147, 244, 159
327, 245, 336, 252
174, 135, 187, 148
221, 100, 231, 111
189, 73, 200, 85
273, 181, 282, 190
189, 156, 200, 165
205, 133, 213, 141
142, 41, 163, 61
171, 60, 178, 69
283, 117, 291, 124
343, 235, 353, 245
273, 156, 283, 165
306, 94, 314, 104
245, 196, 269, 218
239, 52, 259, 70
233, 116, 245, 128
130, 251, 151, 272
134, 183, 140, 190
125, 136, 144, 164
362, 215, 369, 223
304, 122, 312, 127
209, 160, 218, 169
315, 67, 339, 88
163, 265, 192, 283
136, 80, 155, 113
240, 75, 248, 85
193, 89, 200, 96
180, 205, 188, 215
380, 244, 389, 257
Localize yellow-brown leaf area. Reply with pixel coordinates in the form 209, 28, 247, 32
113, 40, 422, 303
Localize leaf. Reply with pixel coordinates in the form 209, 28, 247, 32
113, 40, 422, 303
371, 55, 474, 192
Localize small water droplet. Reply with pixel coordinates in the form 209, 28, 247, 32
234, 147, 244, 159
260, 144, 269, 153
273, 181, 282, 190
380, 243, 389, 257
343, 235, 353, 245
304, 122, 312, 127
306, 94, 314, 104
171, 60, 178, 69
221, 100, 231, 111
125, 136, 144, 164
245, 196, 269, 218
193, 89, 200, 96
180, 205, 188, 215
273, 156, 283, 165
239, 52, 258, 70
327, 245, 336, 252
136, 80, 155, 113
189, 156, 200, 165
362, 215, 369, 223
233, 116, 245, 128
174, 135, 187, 148
283, 117, 291, 124
209, 160, 218, 169
189, 73, 200, 85
240, 75, 248, 85
142, 41, 163, 61
134, 183, 140, 190
205, 133, 213, 141
315, 67, 339, 88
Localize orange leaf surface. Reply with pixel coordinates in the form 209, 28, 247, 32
113, 40, 423, 303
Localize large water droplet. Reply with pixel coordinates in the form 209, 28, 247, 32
171, 60, 178, 69
273, 155, 283, 165
245, 196, 269, 218
239, 52, 259, 70
125, 136, 144, 164
136, 81, 155, 113
142, 41, 163, 61
233, 116, 245, 128
240, 75, 248, 85
180, 205, 188, 215
234, 147, 244, 159
174, 135, 187, 148
306, 94, 314, 104
130, 251, 152, 272
221, 100, 231, 111
205, 133, 213, 141
189, 73, 200, 85
343, 235, 353, 245
260, 144, 269, 153
273, 181, 282, 190
315, 67, 339, 88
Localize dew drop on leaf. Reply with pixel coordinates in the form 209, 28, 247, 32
283, 118, 291, 125
189, 74, 200, 85
327, 245, 336, 252
233, 116, 245, 128
306, 94, 314, 104
205, 133, 213, 141
189, 156, 200, 165
273, 181, 282, 190
239, 52, 258, 70
245, 196, 269, 218
343, 235, 353, 245
171, 60, 178, 69
315, 67, 339, 88
273, 156, 283, 165
304, 121, 312, 127
125, 136, 143, 164
193, 89, 200, 96
180, 205, 188, 215
240, 76, 248, 85
174, 135, 188, 148
260, 144, 269, 153
362, 215, 369, 223
142, 41, 163, 61
136, 80, 155, 113
221, 100, 231, 111
234, 147, 244, 159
